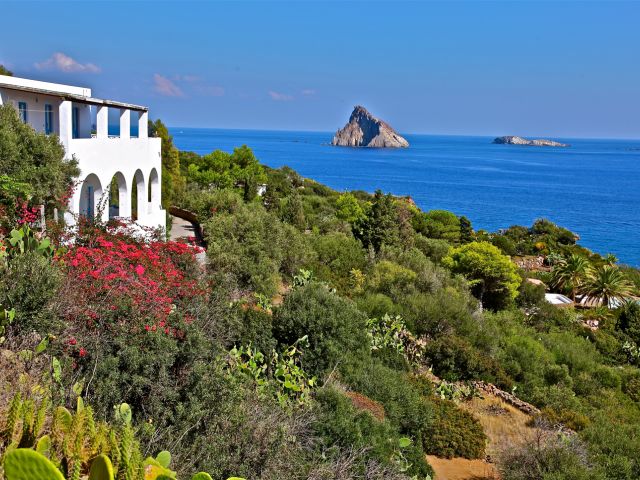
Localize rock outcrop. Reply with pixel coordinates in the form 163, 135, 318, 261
332, 106, 409, 148
493, 136, 569, 147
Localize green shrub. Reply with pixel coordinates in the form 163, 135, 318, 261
272, 282, 369, 377
414, 235, 451, 264
312, 388, 400, 473
539, 407, 590, 431
517, 280, 546, 309
592, 365, 622, 390
366, 260, 417, 297
423, 397, 486, 459
425, 335, 508, 384
356, 292, 398, 319
1, 251, 61, 335
309, 232, 366, 293
499, 430, 602, 480
205, 202, 312, 296
339, 358, 432, 440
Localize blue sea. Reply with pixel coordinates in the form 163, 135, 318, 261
171, 128, 640, 267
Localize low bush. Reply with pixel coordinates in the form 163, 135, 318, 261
339, 358, 432, 441
313, 388, 434, 479
423, 397, 486, 459
499, 428, 602, 480
1, 251, 61, 336
273, 282, 369, 378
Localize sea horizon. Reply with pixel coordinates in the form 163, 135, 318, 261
170, 126, 640, 143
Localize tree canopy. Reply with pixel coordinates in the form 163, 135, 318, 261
0, 104, 78, 226
443, 241, 521, 310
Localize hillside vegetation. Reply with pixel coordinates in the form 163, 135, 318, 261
1, 112, 640, 480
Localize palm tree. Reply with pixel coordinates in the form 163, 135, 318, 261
580, 264, 636, 308
550, 254, 590, 301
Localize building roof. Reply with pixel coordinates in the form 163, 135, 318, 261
0, 75, 148, 112
545, 293, 573, 306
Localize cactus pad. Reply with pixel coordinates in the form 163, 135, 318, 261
88, 454, 115, 480
3, 448, 65, 480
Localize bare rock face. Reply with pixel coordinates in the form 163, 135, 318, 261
332, 106, 409, 148
493, 135, 569, 147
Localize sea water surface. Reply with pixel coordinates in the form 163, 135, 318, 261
171, 128, 640, 266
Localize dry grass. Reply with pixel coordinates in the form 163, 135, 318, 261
345, 391, 385, 421
427, 392, 538, 479
460, 394, 536, 458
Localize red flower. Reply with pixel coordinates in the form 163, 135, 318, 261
79, 348, 87, 357
68, 337, 77, 346
135, 264, 145, 276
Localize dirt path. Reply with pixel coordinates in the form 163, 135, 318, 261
427, 455, 498, 480
169, 215, 207, 264
169, 215, 199, 242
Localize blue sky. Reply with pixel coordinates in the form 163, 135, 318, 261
1, 1, 639, 138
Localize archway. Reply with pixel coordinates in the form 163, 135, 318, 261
79, 174, 103, 220
108, 172, 129, 219
131, 169, 146, 221
148, 168, 160, 213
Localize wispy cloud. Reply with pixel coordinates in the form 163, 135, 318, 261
268, 90, 294, 101
35, 52, 100, 73
153, 74, 184, 97
301, 89, 317, 96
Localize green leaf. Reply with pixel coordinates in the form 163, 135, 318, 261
3, 448, 66, 480
52, 357, 62, 383
398, 437, 412, 448
72, 380, 84, 397
35, 336, 49, 354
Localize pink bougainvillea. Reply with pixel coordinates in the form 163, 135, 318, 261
57, 233, 205, 340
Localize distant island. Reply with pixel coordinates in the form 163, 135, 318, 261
332, 105, 409, 148
493, 135, 569, 147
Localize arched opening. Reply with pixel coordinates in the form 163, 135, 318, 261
131, 169, 146, 221
108, 172, 129, 219
79, 174, 103, 220
148, 168, 160, 213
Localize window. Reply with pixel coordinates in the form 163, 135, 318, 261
18, 102, 27, 123
72, 107, 79, 138
44, 104, 53, 134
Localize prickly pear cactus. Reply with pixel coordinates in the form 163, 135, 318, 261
36, 434, 52, 457
155, 450, 171, 468
143, 456, 177, 480
3, 448, 65, 480
191, 473, 213, 480
88, 454, 115, 480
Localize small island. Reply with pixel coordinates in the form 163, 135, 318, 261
332, 105, 409, 148
493, 135, 569, 147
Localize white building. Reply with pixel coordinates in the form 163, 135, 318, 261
0, 75, 165, 230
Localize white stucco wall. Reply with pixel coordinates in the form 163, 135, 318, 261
0, 88, 63, 134
66, 136, 165, 228
0, 77, 165, 232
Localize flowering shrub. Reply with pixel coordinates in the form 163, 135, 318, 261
56, 233, 204, 346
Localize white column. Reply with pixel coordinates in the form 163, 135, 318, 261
119, 109, 130, 139
58, 100, 73, 150
96, 105, 108, 139
138, 111, 148, 139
